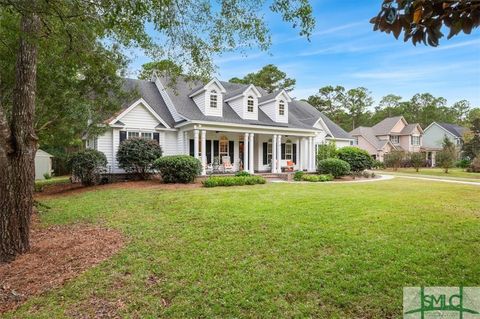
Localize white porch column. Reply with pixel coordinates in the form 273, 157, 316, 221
276, 134, 282, 173
307, 137, 313, 171
271, 135, 277, 173
249, 133, 254, 174
311, 137, 316, 171
296, 138, 301, 170
243, 132, 249, 172
193, 129, 199, 159
432, 151, 436, 167
201, 130, 207, 175
183, 131, 189, 154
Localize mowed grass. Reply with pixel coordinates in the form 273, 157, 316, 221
378, 167, 480, 181
7, 179, 480, 318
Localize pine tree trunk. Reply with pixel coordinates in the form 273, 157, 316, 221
0, 10, 40, 263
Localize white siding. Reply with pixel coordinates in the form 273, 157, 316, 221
193, 93, 206, 114
204, 82, 223, 117
228, 95, 244, 119
162, 131, 178, 156
97, 129, 113, 170
260, 100, 277, 122
121, 104, 160, 129
243, 88, 259, 121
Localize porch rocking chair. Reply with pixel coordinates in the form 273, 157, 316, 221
285, 160, 295, 172
222, 156, 234, 173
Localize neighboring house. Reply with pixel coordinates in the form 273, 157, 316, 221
422, 122, 467, 166
349, 116, 423, 162
35, 149, 53, 180
85, 75, 353, 175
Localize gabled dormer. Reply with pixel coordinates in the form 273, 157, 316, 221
224, 84, 262, 120
189, 78, 226, 117
258, 90, 292, 123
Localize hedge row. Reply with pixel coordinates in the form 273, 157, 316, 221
301, 174, 334, 182
203, 175, 266, 187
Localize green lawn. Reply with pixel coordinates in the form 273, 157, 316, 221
8, 179, 480, 318
378, 167, 480, 182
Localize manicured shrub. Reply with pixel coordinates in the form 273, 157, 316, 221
317, 158, 350, 178
301, 174, 333, 182
337, 146, 374, 173
117, 138, 163, 179
69, 149, 107, 186
456, 159, 471, 170
202, 175, 266, 187
43, 172, 52, 180
384, 150, 405, 171
409, 152, 425, 172
154, 155, 201, 183
317, 142, 337, 161
293, 170, 304, 181
235, 171, 251, 177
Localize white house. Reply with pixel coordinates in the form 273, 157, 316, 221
422, 122, 467, 166
86, 75, 353, 175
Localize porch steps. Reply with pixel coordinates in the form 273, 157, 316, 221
258, 172, 292, 181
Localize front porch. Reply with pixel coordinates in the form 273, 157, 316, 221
178, 125, 318, 175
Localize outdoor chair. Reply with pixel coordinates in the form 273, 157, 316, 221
222, 156, 233, 172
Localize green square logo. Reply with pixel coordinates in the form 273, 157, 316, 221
404, 287, 480, 319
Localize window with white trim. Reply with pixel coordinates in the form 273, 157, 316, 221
210, 90, 218, 108
279, 100, 285, 116
247, 96, 254, 112
411, 135, 420, 146
219, 136, 229, 161
127, 131, 140, 139
390, 135, 399, 144
284, 139, 293, 160
127, 131, 154, 140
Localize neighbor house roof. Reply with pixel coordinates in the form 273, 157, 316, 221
436, 122, 466, 138
371, 116, 405, 135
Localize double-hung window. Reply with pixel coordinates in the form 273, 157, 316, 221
210, 90, 218, 108
279, 100, 285, 116
390, 135, 399, 144
127, 131, 140, 139
411, 136, 420, 146
247, 96, 254, 112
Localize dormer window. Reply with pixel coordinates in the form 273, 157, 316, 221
247, 96, 254, 112
210, 90, 218, 108
279, 100, 285, 116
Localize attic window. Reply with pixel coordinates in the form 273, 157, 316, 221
279, 100, 285, 116
210, 90, 218, 108
247, 96, 254, 112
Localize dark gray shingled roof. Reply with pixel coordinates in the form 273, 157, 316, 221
437, 122, 466, 138
120, 78, 176, 127
119, 77, 352, 138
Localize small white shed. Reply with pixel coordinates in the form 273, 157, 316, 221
35, 149, 53, 180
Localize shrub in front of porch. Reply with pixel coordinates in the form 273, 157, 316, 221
117, 138, 163, 179
317, 158, 350, 178
155, 155, 202, 183
337, 146, 374, 173
301, 174, 333, 182
202, 175, 266, 187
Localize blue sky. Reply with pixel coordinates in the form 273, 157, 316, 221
130, 0, 480, 107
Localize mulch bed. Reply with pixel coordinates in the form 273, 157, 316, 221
0, 216, 125, 314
